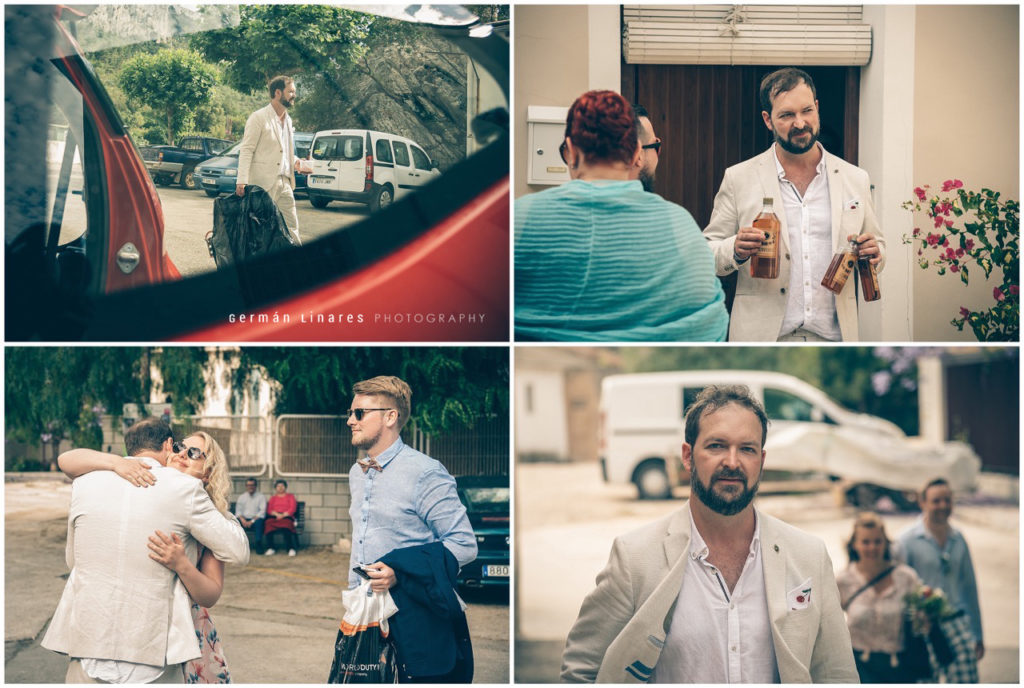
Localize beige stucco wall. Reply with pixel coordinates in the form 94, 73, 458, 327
513, 5, 621, 199
911, 5, 1019, 341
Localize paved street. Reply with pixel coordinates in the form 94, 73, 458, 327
158, 186, 368, 278
5, 476, 509, 684
515, 462, 1019, 683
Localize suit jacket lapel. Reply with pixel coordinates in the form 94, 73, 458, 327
265, 104, 283, 147
825, 151, 845, 252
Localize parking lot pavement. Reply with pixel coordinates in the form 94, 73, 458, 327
157, 187, 368, 278
5, 477, 509, 684
515, 462, 1019, 683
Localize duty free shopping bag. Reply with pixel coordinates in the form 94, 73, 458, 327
327, 581, 399, 683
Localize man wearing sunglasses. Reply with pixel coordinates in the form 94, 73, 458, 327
898, 478, 983, 682
631, 105, 661, 194
343, 375, 477, 682
43, 418, 249, 683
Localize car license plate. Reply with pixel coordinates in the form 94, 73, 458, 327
310, 175, 332, 184
483, 565, 509, 577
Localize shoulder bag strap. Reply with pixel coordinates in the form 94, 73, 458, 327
841, 565, 896, 611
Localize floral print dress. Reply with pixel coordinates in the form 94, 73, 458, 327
184, 551, 231, 683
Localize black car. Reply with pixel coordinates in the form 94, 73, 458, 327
455, 475, 509, 588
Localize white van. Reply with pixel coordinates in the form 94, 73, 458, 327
306, 129, 441, 211
600, 370, 981, 504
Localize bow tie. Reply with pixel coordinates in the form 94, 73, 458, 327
359, 458, 383, 473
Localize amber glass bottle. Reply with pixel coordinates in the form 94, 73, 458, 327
821, 239, 858, 294
750, 198, 780, 279
858, 252, 881, 301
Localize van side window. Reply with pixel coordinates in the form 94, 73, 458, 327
411, 145, 432, 171
393, 141, 411, 167
763, 388, 816, 422
375, 139, 393, 164
681, 387, 702, 420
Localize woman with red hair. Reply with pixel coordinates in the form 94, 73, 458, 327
515, 90, 727, 341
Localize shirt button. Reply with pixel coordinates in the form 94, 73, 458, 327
730, 603, 735, 610
731, 646, 737, 652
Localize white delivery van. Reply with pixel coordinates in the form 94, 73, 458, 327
600, 370, 981, 504
306, 129, 441, 211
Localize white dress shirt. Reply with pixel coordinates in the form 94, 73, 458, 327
651, 510, 779, 684
773, 143, 842, 341
235, 490, 267, 520
275, 110, 294, 178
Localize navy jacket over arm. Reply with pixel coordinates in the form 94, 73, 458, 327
380, 542, 473, 681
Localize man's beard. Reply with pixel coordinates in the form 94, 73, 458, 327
690, 463, 760, 516
351, 426, 383, 451
775, 125, 818, 155
638, 168, 655, 193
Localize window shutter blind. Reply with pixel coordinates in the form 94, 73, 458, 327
623, 5, 872, 66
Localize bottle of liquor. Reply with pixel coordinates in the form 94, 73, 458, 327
750, 197, 780, 279
821, 239, 858, 294
858, 249, 881, 302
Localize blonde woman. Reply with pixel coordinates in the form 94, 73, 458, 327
60, 431, 236, 683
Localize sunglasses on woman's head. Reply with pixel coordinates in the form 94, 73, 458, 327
172, 442, 206, 461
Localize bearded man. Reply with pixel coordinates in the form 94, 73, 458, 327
339, 375, 477, 683
703, 68, 885, 342
560, 385, 857, 683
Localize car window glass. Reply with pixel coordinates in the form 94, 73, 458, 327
295, 138, 312, 158
411, 145, 431, 170
312, 135, 362, 161
375, 139, 393, 164
182, 138, 199, 152
392, 141, 411, 167
46, 75, 90, 249
763, 388, 815, 422
461, 487, 509, 512
209, 139, 231, 155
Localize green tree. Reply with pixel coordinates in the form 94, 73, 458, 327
190, 5, 372, 94
229, 347, 508, 435
119, 48, 218, 144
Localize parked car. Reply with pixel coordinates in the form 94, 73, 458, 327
600, 370, 982, 506
140, 136, 235, 190
6, 5, 508, 341
197, 132, 314, 198
307, 130, 441, 211
455, 475, 509, 589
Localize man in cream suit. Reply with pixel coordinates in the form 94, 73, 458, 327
561, 385, 857, 683
41, 419, 249, 683
704, 68, 885, 342
236, 74, 304, 244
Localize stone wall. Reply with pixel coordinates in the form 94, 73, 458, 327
230, 476, 351, 548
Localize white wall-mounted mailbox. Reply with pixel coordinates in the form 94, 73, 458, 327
527, 105, 570, 186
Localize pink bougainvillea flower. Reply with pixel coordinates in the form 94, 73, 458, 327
913, 227, 921, 236
944, 220, 954, 228
914, 187, 927, 201
954, 179, 963, 189
933, 215, 945, 228
994, 287, 1006, 302
1011, 285, 1020, 296
955, 248, 965, 258
964, 238, 975, 250
926, 233, 941, 247
959, 307, 971, 318
950, 264, 959, 272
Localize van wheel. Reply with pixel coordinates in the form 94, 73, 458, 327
309, 195, 330, 209
180, 167, 198, 190
634, 461, 671, 500
370, 185, 393, 212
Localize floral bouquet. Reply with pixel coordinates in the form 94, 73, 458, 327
904, 584, 955, 637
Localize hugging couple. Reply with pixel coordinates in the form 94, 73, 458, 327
42, 418, 249, 683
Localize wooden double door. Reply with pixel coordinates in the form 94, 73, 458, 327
621, 64, 861, 228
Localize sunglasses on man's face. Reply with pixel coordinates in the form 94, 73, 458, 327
172, 442, 206, 461
641, 139, 662, 155
346, 408, 393, 421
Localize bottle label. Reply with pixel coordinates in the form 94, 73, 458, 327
755, 231, 776, 258
834, 258, 854, 288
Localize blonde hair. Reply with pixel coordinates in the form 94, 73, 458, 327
845, 511, 893, 563
191, 431, 231, 516
352, 376, 412, 431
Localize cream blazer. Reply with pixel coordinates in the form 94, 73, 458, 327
704, 147, 885, 342
560, 502, 858, 683
237, 103, 297, 191
41, 459, 250, 667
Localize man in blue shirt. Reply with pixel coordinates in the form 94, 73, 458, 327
343, 375, 477, 681
898, 478, 983, 682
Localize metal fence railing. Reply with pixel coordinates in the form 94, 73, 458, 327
174, 416, 270, 477
273, 414, 509, 477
